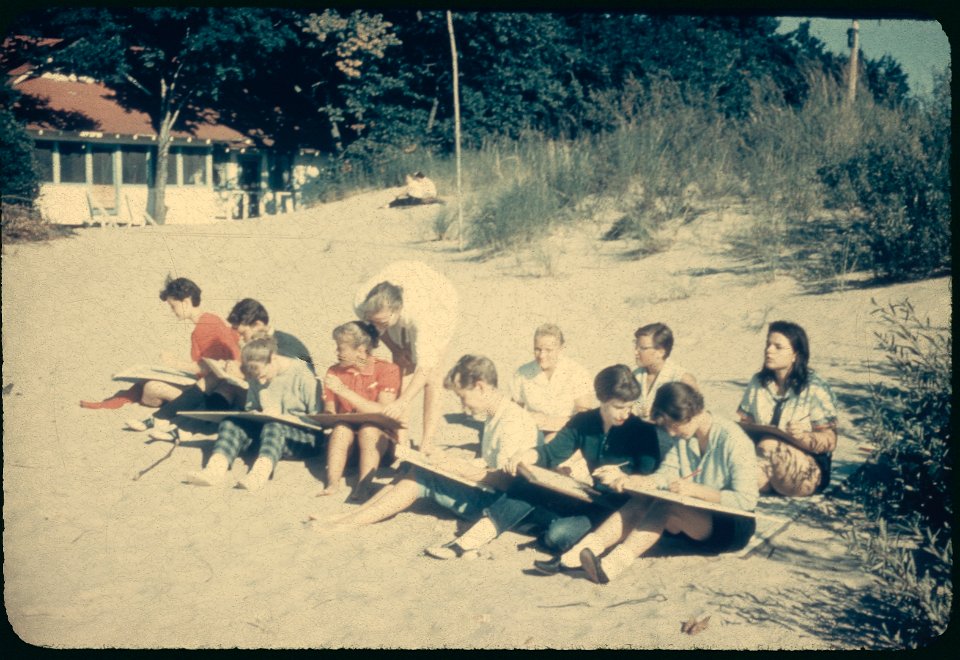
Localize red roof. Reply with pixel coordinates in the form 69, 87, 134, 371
12, 73, 250, 145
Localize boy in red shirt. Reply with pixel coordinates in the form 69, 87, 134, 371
319, 321, 401, 503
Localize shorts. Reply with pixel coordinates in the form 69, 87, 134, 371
412, 468, 501, 521
700, 513, 756, 553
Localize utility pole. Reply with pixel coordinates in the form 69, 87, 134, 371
447, 11, 464, 251
846, 19, 859, 104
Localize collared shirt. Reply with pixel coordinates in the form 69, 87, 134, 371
245, 358, 317, 416
632, 359, 691, 421
535, 409, 661, 476
353, 261, 458, 373
651, 416, 759, 512
481, 396, 543, 469
510, 355, 593, 419
323, 357, 401, 413
737, 371, 838, 433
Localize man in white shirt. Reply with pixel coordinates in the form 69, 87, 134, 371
510, 323, 595, 441
354, 261, 458, 453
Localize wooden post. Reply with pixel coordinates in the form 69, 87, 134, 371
846, 19, 859, 105
447, 10, 464, 251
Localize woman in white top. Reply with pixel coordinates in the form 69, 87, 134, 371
632, 323, 698, 421
510, 323, 595, 442
738, 321, 839, 497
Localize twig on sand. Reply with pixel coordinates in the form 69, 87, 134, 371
133, 435, 181, 480
537, 601, 592, 609
606, 593, 668, 608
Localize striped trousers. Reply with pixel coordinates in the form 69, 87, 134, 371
211, 418, 320, 466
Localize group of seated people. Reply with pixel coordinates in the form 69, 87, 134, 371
114, 266, 839, 584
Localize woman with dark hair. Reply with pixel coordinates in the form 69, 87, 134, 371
738, 321, 839, 497
551, 382, 758, 584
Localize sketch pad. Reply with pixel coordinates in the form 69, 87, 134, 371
515, 462, 606, 504
393, 445, 500, 493
622, 482, 756, 520
201, 358, 248, 390
113, 365, 197, 387
178, 410, 327, 432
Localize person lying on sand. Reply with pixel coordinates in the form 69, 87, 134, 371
354, 260, 458, 454
318, 321, 401, 503
315, 355, 541, 540
185, 336, 320, 491
550, 382, 758, 584
738, 320, 839, 497
509, 323, 595, 443
435, 364, 659, 569
631, 322, 699, 424
387, 172, 442, 207
125, 276, 241, 438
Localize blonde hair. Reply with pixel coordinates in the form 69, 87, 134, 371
534, 323, 565, 345
332, 321, 379, 351
241, 336, 277, 377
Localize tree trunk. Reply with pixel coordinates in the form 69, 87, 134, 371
150, 116, 173, 225
148, 81, 179, 225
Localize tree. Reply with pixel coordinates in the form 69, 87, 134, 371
10, 7, 298, 223
0, 77, 40, 205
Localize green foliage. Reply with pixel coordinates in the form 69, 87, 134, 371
0, 79, 40, 204
845, 299, 952, 647
818, 70, 951, 281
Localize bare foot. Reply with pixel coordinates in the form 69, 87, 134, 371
315, 482, 342, 497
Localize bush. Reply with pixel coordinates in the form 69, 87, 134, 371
0, 81, 41, 204
0, 201, 70, 245
845, 299, 951, 647
818, 71, 951, 281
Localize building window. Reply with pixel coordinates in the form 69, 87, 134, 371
91, 145, 115, 185
182, 149, 207, 185
122, 146, 150, 184
33, 142, 54, 182
59, 142, 86, 183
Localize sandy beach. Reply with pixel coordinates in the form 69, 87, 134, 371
2, 188, 950, 649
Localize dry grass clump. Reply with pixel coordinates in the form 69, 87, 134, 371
1, 201, 73, 246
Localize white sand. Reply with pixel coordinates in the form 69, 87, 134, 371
2, 188, 949, 648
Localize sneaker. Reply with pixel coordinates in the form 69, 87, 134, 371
125, 417, 154, 432
148, 428, 177, 442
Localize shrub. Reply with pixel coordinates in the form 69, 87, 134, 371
845, 299, 951, 647
0, 201, 70, 244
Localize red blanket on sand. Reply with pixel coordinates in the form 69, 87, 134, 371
80, 382, 144, 409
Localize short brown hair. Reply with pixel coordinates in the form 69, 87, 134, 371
651, 382, 704, 424
593, 364, 641, 402
443, 354, 498, 390
634, 323, 674, 358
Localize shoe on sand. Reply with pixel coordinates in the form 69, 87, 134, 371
424, 542, 479, 561
184, 468, 227, 487
125, 418, 153, 432
579, 548, 610, 585
148, 429, 177, 442
236, 458, 273, 492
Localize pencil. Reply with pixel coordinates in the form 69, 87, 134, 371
682, 468, 702, 480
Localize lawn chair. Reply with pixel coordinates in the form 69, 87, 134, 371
86, 189, 119, 228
